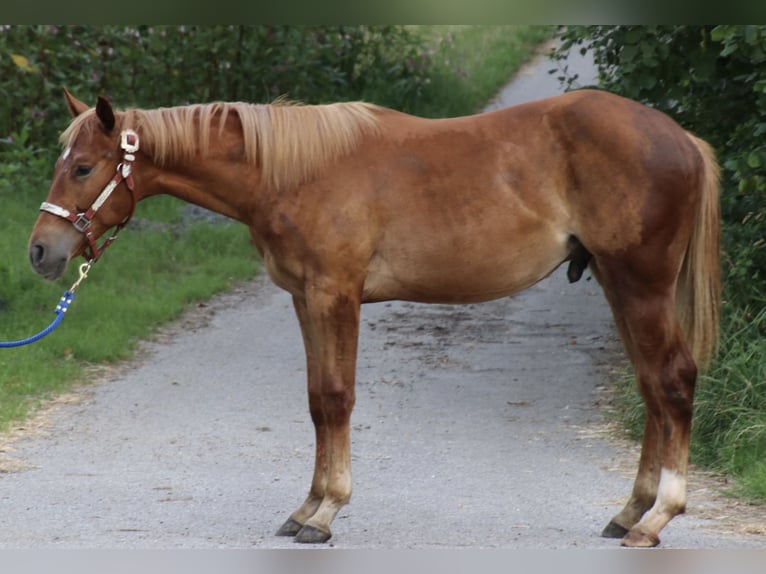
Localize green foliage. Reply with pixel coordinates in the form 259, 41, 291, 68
1, 25, 550, 155
554, 26, 766, 500
0, 25, 433, 151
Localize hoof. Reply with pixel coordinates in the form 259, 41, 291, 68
276, 518, 303, 537
601, 520, 630, 539
295, 524, 332, 544
621, 527, 660, 548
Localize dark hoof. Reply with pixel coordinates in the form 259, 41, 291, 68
295, 524, 332, 544
601, 520, 630, 539
276, 518, 303, 537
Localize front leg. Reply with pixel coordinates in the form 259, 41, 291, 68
276, 288, 360, 543
274, 296, 325, 538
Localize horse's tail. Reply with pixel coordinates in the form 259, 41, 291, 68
676, 133, 721, 370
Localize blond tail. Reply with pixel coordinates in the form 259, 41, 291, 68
676, 133, 721, 370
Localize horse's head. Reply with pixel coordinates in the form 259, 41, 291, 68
28, 89, 137, 280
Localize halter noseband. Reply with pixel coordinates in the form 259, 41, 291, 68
40, 129, 140, 263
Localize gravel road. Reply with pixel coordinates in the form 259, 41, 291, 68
0, 45, 763, 550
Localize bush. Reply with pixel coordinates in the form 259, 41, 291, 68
0, 25, 432, 152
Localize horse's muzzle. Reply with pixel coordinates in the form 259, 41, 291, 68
29, 240, 70, 280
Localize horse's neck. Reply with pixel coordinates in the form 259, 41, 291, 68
142, 147, 261, 225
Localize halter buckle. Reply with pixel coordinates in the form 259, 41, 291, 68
121, 129, 140, 154
72, 213, 93, 233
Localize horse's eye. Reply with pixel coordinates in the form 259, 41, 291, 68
73, 165, 93, 178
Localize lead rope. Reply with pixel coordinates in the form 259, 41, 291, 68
0, 262, 91, 348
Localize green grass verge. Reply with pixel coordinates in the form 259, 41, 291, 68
0, 26, 553, 431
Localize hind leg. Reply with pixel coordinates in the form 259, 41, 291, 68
592, 264, 661, 538
592, 260, 697, 547
621, 331, 696, 548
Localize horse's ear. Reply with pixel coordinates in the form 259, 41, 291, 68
63, 88, 89, 117
95, 96, 116, 133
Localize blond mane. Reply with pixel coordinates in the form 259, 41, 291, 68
60, 100, 382, 190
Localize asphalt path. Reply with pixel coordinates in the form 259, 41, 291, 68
0, 45, 764, 550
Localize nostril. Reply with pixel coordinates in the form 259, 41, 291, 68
30, 243, 45, 267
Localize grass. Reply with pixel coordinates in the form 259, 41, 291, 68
693, 306, 766, 501
0, 26, 554, 432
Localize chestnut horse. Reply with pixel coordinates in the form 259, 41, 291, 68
28, 89, 720, 547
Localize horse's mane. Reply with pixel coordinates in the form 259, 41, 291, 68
60, 100, 382, 190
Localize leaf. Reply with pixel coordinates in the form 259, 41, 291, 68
722, 46, 739, 59
624, 28, 645, 44
10, 54, 37, 72
710, 25, 733, 43
620, 44, 639, 61
640, 74, 658, 90
744, 26, 759, 46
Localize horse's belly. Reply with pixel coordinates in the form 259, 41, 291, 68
362, 231, 569, 304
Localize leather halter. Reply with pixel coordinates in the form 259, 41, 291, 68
40, 129, 139, 262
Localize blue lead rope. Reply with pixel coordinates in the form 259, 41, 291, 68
0, 261, 91, 348
0, 290, 75, 348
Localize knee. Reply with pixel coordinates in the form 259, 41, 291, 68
309, 380, 356, 425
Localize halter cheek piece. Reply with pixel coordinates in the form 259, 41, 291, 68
40, 129, 140, 263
